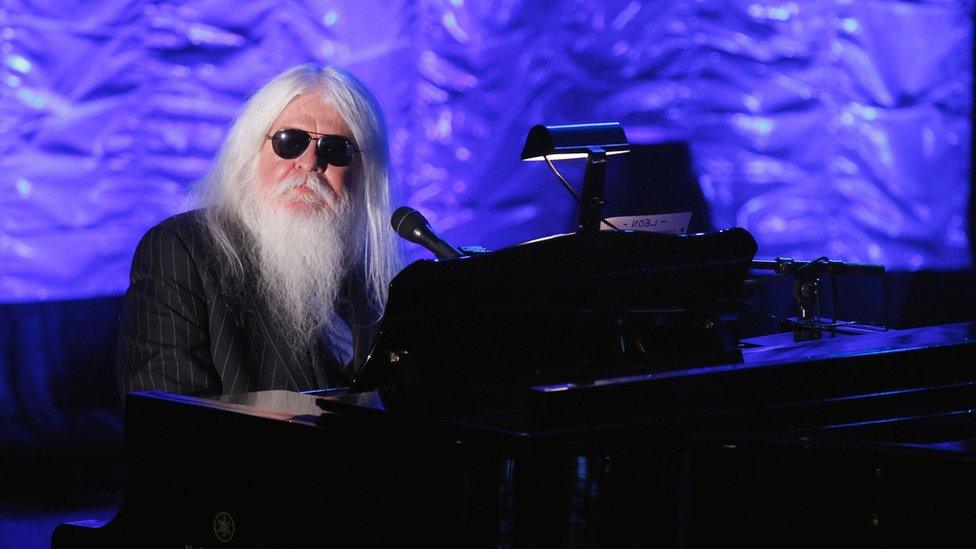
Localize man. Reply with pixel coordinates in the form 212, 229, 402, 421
116, 65, 399, 397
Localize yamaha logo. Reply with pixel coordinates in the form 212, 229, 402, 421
213, 511, 235, 543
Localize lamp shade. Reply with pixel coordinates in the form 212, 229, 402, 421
521, 122, 630, 161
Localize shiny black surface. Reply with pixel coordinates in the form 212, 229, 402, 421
53, 322, 976, 547
325, 322, 976, 448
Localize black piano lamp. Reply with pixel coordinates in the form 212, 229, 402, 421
521, 122, 630, 234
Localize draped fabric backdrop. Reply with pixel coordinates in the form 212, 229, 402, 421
0, 0, 972, 303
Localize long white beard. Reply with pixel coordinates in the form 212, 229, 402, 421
237, 173, 360, 354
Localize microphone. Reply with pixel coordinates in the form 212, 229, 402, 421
391, 206, 463, 260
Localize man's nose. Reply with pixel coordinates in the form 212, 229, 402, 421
295, 148, 327, 173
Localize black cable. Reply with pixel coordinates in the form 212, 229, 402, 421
544, 156, 582, 205
543, 155, 623, 232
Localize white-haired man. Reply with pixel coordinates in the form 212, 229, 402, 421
116, 65, 399, 397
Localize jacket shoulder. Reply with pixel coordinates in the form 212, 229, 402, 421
138, 209, 213, 250
147, 209, 208, 240
130, 209, 222, 276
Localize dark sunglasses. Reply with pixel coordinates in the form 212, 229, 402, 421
266, 128, 360, 167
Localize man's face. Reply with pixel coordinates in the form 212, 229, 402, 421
257, 92, 357, 214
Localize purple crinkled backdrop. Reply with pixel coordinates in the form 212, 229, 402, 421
0, 0, 971, 302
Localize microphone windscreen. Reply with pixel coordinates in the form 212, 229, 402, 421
390, 205, 463, 259
391, 206, 421, 237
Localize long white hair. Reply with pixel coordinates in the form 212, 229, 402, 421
199, 64, 400, 316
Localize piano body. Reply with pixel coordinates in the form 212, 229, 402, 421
54, 229, 976, 547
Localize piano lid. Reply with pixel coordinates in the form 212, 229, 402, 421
355, 228, 758, 392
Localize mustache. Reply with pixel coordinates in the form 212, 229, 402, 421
273, 174, 340, 205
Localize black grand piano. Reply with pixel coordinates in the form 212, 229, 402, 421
54, 228, 976, 548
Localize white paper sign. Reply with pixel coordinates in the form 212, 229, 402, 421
600, 212, 692, 233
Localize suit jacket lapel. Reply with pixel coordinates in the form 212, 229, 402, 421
251, 303, 322, 392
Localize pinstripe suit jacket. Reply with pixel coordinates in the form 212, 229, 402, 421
116, 210, 375, 397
